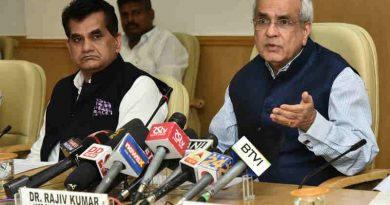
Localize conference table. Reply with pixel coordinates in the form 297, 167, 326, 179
0, 167, 379, 205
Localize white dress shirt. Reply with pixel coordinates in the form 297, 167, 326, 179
210, 66, 379, 176
120, 27, 189, 82
27, 72, 168, 162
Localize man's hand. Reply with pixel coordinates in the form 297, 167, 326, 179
270, 91, 316, 132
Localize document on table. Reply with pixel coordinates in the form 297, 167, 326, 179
369, 192, 390, 205
374, 175, 390, 193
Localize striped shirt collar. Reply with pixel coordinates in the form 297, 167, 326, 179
265, 49, 303, 79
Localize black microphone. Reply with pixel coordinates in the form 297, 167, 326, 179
0, 125, 11, 138
140, 171, 190, 205
298, 139, 367, 188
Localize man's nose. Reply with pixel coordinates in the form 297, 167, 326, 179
82, 38, 94, 52
265, 22, 280, 37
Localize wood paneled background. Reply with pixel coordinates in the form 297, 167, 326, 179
10, 0, 390, 169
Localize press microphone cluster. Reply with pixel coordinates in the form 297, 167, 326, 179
114, 128, 206, 202
64, 118, 148, 191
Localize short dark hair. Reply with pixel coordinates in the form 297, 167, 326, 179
62, 0, 119, 38
117, 0, 152, 10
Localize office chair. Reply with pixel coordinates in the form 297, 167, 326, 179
0, 60, 46, 154
173, 32, 202, 135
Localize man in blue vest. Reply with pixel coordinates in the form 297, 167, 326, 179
210, 0, 379, 185
27, 0, 168, 162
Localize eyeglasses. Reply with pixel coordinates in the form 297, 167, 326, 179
252, 17, 300, 31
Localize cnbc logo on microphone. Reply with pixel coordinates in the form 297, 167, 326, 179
124, 142, 145, 168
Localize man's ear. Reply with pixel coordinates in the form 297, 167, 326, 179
150, 9, 155, 21
115, 33, 122, 53
302, 22, 312, 46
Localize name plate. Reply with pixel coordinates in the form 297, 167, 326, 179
19, 187, 109, 205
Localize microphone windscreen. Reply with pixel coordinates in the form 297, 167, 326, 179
167, 112, 187, 129
128, 122, 149, 150
202, 133, 219, 148
65, 162, 98, 191
106, 118, 146, 149
184, 128, 198, 139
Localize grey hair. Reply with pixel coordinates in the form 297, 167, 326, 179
253, 0, 314, 23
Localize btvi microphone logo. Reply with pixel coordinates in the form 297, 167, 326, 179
173, 129, 185, 149
125, 142, 145, 168
232, 136, 270, 177
241, 143, 263, 166
152, 126, 168, 136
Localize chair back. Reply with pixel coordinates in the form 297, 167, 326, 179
0, 36, 18, 59
155, 74, 190, 123
250, 23, 379, 140
0, 60, 46, 148
173, 32, 202, 134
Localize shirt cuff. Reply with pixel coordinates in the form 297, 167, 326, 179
298, 111, 332, 146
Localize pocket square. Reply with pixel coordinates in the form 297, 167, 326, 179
93, 98, 113, 116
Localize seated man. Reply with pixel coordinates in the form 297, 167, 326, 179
28, 0, 168, 162
210, 0, 379, 185
117, 0, 188, 82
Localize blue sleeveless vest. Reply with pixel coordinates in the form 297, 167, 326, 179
229, 38, 350, 185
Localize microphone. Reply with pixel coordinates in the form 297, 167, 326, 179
132, 113, 189, 203
197, 136, 271, 202
162, 132, 219, 187
185, 133, 218, 155
64, 119, 148, 191
94, 132, 149, 193
114, 127, 198, 202
140, 149, 217, 205
3, 130, 112, 197
0, 125, 11, 138
176, 151, 233, 204
298, 139, 367, 188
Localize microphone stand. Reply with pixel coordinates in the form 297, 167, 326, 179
298, 139, 367, 188
146, 87, 172, 127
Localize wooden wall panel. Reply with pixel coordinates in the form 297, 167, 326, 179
196, 36, 253, 135
14, 38, 76, 102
